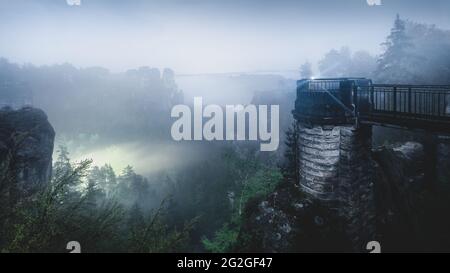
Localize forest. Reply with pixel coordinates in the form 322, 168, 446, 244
1, 12, 450, 253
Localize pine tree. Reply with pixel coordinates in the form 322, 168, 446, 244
100, 164, 117, 197
121, 165, 135, 181
53, 145, 71, 176
282, 121, 300, 183
128, 202, 145, 231
84, 179, 104, 210
376, 14, 417, 83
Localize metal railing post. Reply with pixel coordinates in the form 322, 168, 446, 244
370, 85, 375, 113
393, 86, 397, 114
353, 84, 358, 114
408, 87, 412, 114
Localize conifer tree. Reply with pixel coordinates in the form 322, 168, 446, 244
376, 14, 417, 83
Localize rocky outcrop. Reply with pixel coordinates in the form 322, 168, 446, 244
437, 136, 450, 186
298, 124, 376, 250
372, 141, 426, 251
0, 107, 55, 197
237, 141, 431, 253
338, 125, 376, 250
235, 181, 352, 252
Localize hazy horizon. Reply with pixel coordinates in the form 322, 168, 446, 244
1, 0, 450, 74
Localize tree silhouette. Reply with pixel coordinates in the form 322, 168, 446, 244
300, 61, 313, 79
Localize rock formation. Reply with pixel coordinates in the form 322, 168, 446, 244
0, 107, 55, 198
297, 124, 375, 250
237, 140, 432, 252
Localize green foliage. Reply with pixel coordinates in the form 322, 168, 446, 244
201, 147, 283, 253
240, 167, 282, 211
0, 147, 195, 253
128, 198, 198, 253
88, 164, 117, 198
202, 224, 238, 253
2, 159, 99, 252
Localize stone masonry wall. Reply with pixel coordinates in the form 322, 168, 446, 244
298, 125, 340, 201
298, 124, 376, 251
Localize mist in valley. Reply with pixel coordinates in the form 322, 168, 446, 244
1, 0, 450, 252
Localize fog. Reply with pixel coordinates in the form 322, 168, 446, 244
1, 0, 450, 74
69, 141, 207, 176
1, 0, 450, 252
2, 0, 449, 176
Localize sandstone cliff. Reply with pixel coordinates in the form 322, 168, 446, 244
236, 141, 441, 252
0, 107, 55, 198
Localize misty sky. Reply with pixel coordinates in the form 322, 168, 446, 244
1, 0, 449, 74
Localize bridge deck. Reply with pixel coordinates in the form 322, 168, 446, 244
294, 79, 450, 135
358, 84, 450, 134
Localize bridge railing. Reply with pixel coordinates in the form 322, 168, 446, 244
358, 84, 450, 120
294, 78, 450, 133
294, 78, 368, 125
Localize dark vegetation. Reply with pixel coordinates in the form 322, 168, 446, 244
0, 15, 450, 252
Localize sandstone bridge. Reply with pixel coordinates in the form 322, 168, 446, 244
293, 78, 450, 250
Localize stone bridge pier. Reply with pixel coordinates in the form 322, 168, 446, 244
298, 123, 376, 251
294, 77, 450, 251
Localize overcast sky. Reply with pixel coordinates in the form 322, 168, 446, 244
1, 0, 449, 74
